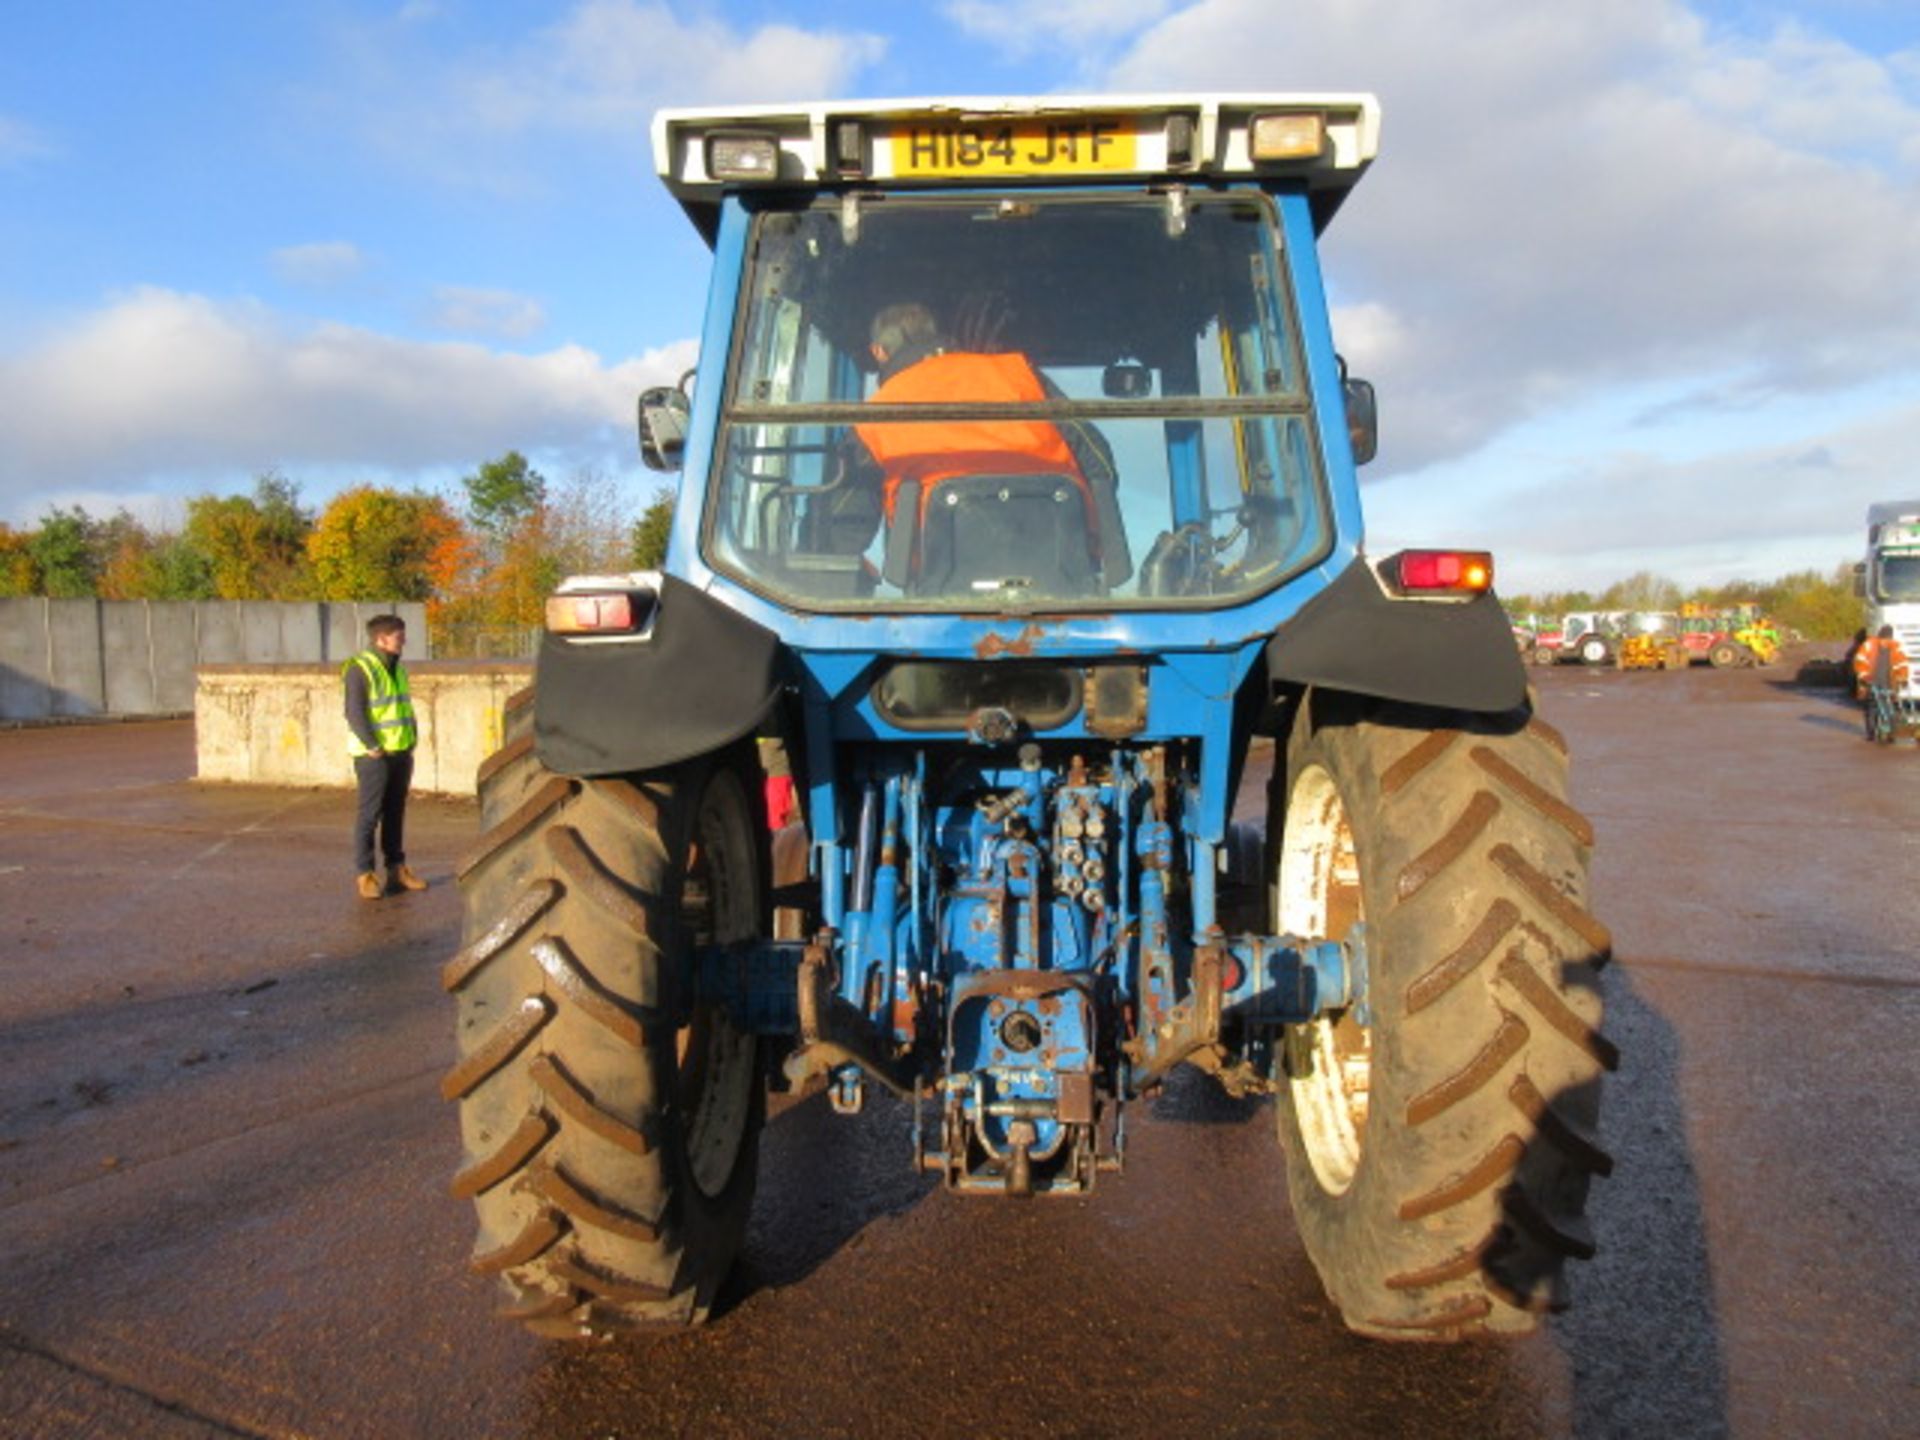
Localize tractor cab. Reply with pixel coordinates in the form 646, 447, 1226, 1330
640, 95, 1379, 621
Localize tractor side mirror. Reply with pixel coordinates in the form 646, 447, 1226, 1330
1342, 375, 1378, 466
1854, 561, 1867, 598
637, 386, 691, 472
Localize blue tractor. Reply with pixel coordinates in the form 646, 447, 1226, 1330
444, 95, 1616, 1342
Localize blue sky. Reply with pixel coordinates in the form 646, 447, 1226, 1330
3, 0, 1918, 594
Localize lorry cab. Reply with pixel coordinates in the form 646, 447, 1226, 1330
1863, 502, 1920, 699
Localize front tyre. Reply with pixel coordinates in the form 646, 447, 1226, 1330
444, 717, 764, 1340
1272, 694, 1616, 1340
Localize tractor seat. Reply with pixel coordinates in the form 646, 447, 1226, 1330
902, 472, 1100, 599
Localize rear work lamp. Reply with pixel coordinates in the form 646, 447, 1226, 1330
706, 132, 780, 181
545, 591, 652, 636
1249, 112, 1326, 160
1380, 549, 1494, 597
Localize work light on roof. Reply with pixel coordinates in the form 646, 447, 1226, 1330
1249, 112, 1326, 161
706, 132, 780, 182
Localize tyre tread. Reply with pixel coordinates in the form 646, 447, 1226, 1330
450, 1111, 554, 1199
1405, 1011, 1529, 1126
1275, 695, 1615, 1340
442, 880, 561, 993
440, 995, 552, 1102
449, 722, 761, 1340
1397, 1133, 1526, 1222
1405, 899, 1518, 1015
470, 1211, 566, 1274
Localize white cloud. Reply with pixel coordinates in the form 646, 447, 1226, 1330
0, 113, 55, 168
1329, 301, 1409, 374
0, 288, 695, 518
944, 0, 1173, 58
1104, 0, 1920, 477
428, 285, 547, 339
1368, 391, 1920, 593
270, 241, 368, 287
529, 2, 888, 127
1687, 20, 1918, 159
328, 1, 887, 182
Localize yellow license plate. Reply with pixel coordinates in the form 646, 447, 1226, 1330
889, 118, 1137, 177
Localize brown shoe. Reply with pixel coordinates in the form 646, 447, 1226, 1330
389, 864, 428, 892
356, 872, 383, 901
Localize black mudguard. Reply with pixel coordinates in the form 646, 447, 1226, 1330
534, 575, 787, 777
1265, 559, 1526, 714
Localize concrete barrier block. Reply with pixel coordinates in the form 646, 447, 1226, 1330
150, 603, 200, 710
412, 669, 514, 795
195, 603, 244, 664
193, 672, 255, 783
195, 661, 531, 795
101, 601, 157, 714
241, 605, 283, 666
0, 598, 54, 720
45, 600, 104, 716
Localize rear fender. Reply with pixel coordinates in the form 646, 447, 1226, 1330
534, 574, 788, 777
1265, 559, 1526, 715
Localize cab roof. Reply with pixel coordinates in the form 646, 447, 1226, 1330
652, 93, 1380, 243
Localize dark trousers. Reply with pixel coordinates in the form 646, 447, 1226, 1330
352, 752, 414, 874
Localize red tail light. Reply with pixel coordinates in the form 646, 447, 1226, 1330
545, 591, 646, 635
1381, 549, 1494, 597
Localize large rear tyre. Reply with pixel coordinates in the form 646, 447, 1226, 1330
1271, 694, 1616, 1340
444, 694, 764, 1340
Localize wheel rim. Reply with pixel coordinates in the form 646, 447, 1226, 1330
1277, 762, 1370, 1196
675, 779, 759, 1200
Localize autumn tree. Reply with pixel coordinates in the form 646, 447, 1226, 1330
0, 524, 39, 596
463, 451, 547, 546
488, 507, 563, 629
96, 510, 162, 600
439, 460, 637, 648
546, 467, 638, 574
1752, 566, 1861, 641
307, 486, 459, 601
1598, 570, 1683, 611
141, 533, 218, 600
184, 473, 314, 599
26, 508, 98, 598
630, 486, 675, 570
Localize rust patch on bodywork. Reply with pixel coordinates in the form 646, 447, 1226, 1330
973, 623, 1050, 660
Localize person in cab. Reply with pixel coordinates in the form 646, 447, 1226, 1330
852, 302, 1128, 597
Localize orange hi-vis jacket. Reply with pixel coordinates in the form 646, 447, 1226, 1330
1854, 634, 1911, 692
855, 351, 1099, 536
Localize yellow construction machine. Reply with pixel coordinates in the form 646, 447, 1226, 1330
1616, 612, 1689, 670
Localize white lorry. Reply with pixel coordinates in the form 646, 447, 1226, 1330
1860, 501, 1920, 698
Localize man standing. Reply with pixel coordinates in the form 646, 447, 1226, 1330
344, 614, 427, 900
1853, 623, 1910, 700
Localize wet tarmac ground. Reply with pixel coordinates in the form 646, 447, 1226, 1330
1, 656, 1916, 1438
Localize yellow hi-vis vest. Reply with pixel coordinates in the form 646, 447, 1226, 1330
344, 650, 417, 756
